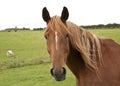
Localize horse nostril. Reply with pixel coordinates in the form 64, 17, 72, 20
50, 68, 54, 76
62, 67, 66, 75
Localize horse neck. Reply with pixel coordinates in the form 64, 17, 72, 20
66, 41, 86, 78
66, 40, 101, 79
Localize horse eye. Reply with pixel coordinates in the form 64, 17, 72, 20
65, 34, 69, 38
45, 35, 48, 39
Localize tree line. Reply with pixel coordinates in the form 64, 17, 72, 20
3, 23, 120, 32
81, 23, 120, 29
5, 27, 44, 32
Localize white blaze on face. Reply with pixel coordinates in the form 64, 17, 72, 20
55, 31, 58, 50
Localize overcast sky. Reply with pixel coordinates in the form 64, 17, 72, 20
0, 0, 120, 30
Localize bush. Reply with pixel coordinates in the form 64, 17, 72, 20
33, 28, 44, 31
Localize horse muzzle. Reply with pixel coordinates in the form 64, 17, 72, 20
50, 67, 66, 81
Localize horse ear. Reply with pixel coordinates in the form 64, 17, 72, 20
42, 7, 51, 23
61, 7, 69, 22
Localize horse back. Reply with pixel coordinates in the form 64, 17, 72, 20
101, 38, 120, 57
99, 38, 120, 85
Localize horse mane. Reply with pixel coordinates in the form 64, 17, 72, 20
66, 22, 102, 70
46, 16, 102, 71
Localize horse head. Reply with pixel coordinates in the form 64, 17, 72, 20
42, 7, 70, 81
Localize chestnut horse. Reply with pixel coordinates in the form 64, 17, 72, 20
42, 7, 120, 86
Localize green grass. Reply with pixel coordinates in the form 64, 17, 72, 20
0, 30, 49, 69
0, 30, 48, 59
89, 28, 120, 43
0, 63, 75, 86
0, 29, 120, 86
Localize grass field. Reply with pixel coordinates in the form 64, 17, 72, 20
0, 30, 48, 69
0, 63, 75, 86
0, 28, 120, 86
90, 28, 120, 43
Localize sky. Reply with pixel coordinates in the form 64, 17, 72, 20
0, 0, 120, 30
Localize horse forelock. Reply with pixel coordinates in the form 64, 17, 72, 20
46, 16, 68, 35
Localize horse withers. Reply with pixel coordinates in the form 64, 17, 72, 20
42, 7, 120, 86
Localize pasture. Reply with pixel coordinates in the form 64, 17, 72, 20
0, 30, 48, 69
0, 28, 120, 86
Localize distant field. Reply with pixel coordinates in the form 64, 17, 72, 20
90, 28, 120, 43
0, 29, 120, 86
0, 30, 48, 69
